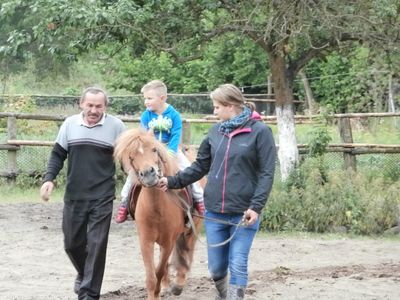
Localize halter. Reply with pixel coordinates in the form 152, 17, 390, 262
129, 149, 165, 188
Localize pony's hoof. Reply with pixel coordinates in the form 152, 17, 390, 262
171, 285, 183, 295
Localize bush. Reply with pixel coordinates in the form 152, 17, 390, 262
261, 158, 400, 235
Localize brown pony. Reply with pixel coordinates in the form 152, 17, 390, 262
114, 128, 203, 300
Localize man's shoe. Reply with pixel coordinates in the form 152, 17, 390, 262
115, 206, 128, 223
194, 201, 205, 216
74, 274, 83, 294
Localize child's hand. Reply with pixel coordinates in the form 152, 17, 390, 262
40, 181, 54, 201
157, 177, 168, 192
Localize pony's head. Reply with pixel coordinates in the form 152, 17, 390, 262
114, 128, 178, 187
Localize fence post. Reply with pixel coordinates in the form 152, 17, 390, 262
338, 117, 356, 171
182, 121, 191, 145
7, 116, 18, 182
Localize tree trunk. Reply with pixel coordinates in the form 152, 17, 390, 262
299, 69, 318, 115
270, 53, 299, 180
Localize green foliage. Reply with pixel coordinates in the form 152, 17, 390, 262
284, 157, 329, 191
262, 160, 400, 235
14, 173, 42, 188
382, 160, 400, 182
109, 95, 143, 115
0, 95, 37, 134
2, 0, 400, 115
307, 126, 332, 157
306, 48, 397, 113
1, 95, 35, 112
99, 34, 268, 94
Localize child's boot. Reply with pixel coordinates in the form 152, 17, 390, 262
115, 204, 128, 223
194, 200, 205, 215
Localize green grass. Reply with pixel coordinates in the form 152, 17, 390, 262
257, 230, 400, 241
0, 185, 64, 203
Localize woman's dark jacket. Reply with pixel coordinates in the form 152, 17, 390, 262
167, 118, 276, 214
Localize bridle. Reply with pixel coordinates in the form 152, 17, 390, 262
129, 148, 165, 188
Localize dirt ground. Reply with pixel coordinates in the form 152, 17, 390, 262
1, 202, 400, 300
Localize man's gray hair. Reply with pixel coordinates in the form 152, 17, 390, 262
81, 87, 109, 106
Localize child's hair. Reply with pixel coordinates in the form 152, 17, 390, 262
210, 84, 245, 107
141, 80, 167, 97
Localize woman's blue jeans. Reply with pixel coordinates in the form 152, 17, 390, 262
204, 211, 260, 287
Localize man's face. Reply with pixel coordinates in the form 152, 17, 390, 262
80, 92, 107, 125
143, 89, 166, 113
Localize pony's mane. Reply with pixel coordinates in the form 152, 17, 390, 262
114, 128, 178, 176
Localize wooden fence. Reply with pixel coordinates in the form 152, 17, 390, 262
1, 112, 400, 179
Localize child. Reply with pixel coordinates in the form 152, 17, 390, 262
115, 80, 205, 223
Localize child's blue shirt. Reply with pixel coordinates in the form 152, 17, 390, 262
140, 104, 182, 154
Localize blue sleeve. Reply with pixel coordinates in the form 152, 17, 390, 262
167, 110, 182, 154
140, 110, 150, 130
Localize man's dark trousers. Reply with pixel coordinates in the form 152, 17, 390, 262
62, 196, 114, 300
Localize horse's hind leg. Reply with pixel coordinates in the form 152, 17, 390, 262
160, 262, 170, 290
169, 234, 190, 295
171, 219, 202, 295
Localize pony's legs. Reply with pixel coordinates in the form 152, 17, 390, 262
138, 239, 158, 300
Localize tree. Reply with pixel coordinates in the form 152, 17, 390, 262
1, 0, 399, 179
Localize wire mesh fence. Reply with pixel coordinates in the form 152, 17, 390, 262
1, 146, 399, 182
0, 95, 399, 182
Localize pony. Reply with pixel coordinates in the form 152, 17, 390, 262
114, 128, 203, 300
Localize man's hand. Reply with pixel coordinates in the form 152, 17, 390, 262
157, 177, 168, 192
40, 181, 54, 201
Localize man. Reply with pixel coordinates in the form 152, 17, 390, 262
40, 87, 126, 299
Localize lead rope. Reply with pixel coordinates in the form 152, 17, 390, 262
168, 190, 248, 248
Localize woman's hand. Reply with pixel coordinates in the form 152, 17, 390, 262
157, 177, 169, 192
243, 208, 258, 226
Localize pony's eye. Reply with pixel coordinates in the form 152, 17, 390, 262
152, 148, 157, 153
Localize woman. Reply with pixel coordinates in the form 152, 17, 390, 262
158, 84, 276, 299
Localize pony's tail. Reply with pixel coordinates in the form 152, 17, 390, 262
171, 233, 191, 273
170, 217, 202, 273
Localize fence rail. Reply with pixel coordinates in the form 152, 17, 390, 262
1, 112, 400, 179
